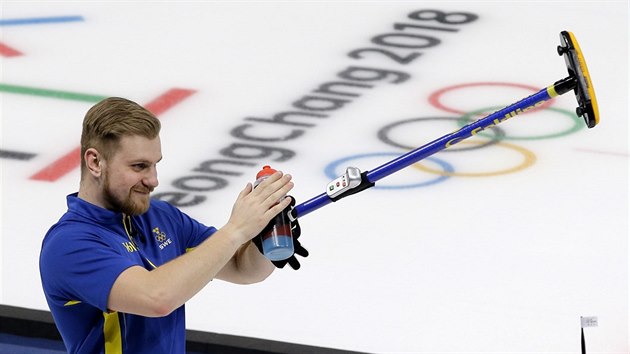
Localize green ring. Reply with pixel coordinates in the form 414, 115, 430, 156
457, 106, 584, 140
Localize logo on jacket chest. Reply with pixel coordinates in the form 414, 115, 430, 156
153, 227, 172, 250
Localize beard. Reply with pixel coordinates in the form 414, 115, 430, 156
103, 170, 152, 216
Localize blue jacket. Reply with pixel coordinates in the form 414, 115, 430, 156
40, 193, 216, 353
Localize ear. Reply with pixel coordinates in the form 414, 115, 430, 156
84, 148, 103, 177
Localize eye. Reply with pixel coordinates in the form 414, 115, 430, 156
132, 163, 148, 171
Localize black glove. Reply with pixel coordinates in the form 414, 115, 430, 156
252, 196, 308, 270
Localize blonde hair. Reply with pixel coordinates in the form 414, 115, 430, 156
80, 97, 161, 175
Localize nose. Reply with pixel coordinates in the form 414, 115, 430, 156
144, 166, 159, 189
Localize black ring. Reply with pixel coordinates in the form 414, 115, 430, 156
377, 116, 505, 152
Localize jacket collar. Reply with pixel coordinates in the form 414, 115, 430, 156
66, 192, 124, 225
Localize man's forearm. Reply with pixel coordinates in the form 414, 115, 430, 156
216, 240, 275, 284
146, 229, 274, 310
150, 227, 244, 311
108, 227, 243, 317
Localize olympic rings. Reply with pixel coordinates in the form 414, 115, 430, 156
427, 82, 556, 115
413, 141, 536, 177
458, 106, 584, 140
322, 81, 585, 189
324, 153, 454, 189
377, 116, 506, 152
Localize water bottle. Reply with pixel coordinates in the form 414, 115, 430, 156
254, 165, 294, 261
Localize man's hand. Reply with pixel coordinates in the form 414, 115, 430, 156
223, 171, 294, 246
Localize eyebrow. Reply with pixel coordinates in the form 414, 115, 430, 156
130, 156, 162, 165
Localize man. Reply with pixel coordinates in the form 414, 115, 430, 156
39, 97, 305, 353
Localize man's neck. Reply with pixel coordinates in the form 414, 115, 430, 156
78, 180, 107, 210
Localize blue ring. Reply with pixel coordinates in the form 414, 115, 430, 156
324, 152, 454, 189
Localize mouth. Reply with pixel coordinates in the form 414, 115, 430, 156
133, 189, 152, 195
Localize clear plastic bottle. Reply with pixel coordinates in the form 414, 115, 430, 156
254, 165, 294, 261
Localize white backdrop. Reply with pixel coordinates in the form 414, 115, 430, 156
0, 1, 627, 353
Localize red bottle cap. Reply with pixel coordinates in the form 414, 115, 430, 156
256, 165, 277, 179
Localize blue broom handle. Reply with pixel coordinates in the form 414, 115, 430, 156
294, 85, 557, 218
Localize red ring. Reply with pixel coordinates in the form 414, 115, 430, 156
428, 82, 556, 115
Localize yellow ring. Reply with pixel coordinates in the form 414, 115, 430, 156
413, 140, 536, 177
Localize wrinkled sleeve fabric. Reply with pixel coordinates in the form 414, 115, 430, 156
153, 200, 217, 252
40, 223, 138, 312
